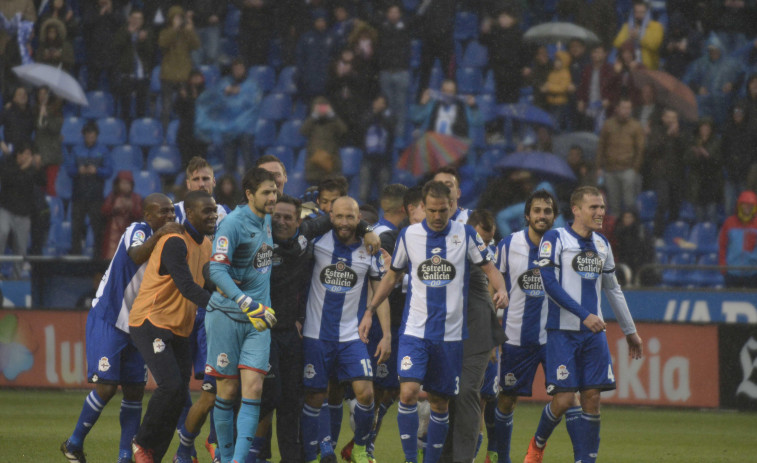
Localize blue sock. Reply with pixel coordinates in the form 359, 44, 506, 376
176, 421, 199, 457
119, 399, 141, 458
474, 432, 484, 458
425, 410, 449, 463
318, 402, 331, 447
246, 436, 266, 463
177, 394, 192, 431
301, 403, 321, 462
329, 403, 343, 447
397, 402, 419, 463
485, 402, 497, 452
565, 406, 582, 461
208, 410, 217, 444
232, 399, 261, 463
353, 401, 375, 446
494, 409, 513, 463
214, 397, 235, 463
69, 390, 107, 449
534, 403, 561, 448
368, 400, 393, 453
576, 413, 601, 463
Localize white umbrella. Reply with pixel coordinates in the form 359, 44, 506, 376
12, 63, 88, 106
524, 22, 601, 46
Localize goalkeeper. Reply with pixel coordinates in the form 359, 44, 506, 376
205, 168, 279, 463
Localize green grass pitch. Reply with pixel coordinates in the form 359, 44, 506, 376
1, 389, 756, 462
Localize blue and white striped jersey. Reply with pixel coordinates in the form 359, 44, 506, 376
537, 226, 615, 332
175, 201, 230, 232
392, 220, 491, 342
303, 231, 384, 342
451, 207, 470, 224
90, 222, 153, 333
372, 217, 397, 237
496, 230, 548, 347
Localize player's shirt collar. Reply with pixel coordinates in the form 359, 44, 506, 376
565, 221, 593, 241
377, 217, 397, 231
421, 218, 451, 236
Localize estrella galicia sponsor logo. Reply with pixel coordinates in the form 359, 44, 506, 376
572, 251, 603, 279
417, 255, 456, 287
518, 268, 545, 297
320, 261, 358, 293
253, 243, 273, 273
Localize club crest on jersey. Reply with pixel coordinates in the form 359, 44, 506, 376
450, 235, 462, 247
298, 235, 308, 251
504, 372, 517, 387
132, 230, 146, 246
376, 363, 389, 378
540, 241, 552, 257
216, 236, 229, 252
518, 268, 545, 297
98, 357, 111, 372
557, 364, 570, 380
320, 261, 358, 292
153, 338, 165, 353
417, 255, 456, 287
400, 356, 413, 371
595, 238, 607, 253
304, 364, 316, 379
217, 353, 230, 368
572, 251, 603, 279
253, 243, 274, 273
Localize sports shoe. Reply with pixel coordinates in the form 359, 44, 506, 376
349, 443, 369, 463
117, 458, 132, 463
485, 450, 498, 463
340, 439, 355, 461
366, 452, 376, 463
60, 440, 86, 463
523, 437, 545, 463
132, 439, 155, 463
173, 453, 194, 463
205, 437, 218, 462
320, 441, 337, 463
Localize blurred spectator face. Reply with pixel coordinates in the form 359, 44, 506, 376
621, 211, 636, 227
53, 0, 64, 9
633, 3, 648, 22
37, 87, 50, 105
231, 62, 246, 80
373, 95, 387, 113
84, 129, 98, 147
334, 6, 348, 22
387, 6, 401, 24
441, 80, 457, 97
733, 107, 745, 123
187, 167, 215, 194
46, 25, 58, 41
98, 0, 112, 9
567, 147, 583, 166
662, 109, 678, 128
189, 72, 205, 89
708, 46, 721, 62
315, 102, 332, 117
698, 122, 713, 140
497, 12, 515, 29
641, 84, 655, 105
220, 178, 234, 196
591, 46, 606, 65
128, 11, 144, 30
569, 40, 586, 59
315, 18, 327, 32
16, 148, 33, 169
616, 100, 633, 121
116, 178, 133, 194
620, 48, 635, 65
535, 46, 549, 65
12, 87, 28, 107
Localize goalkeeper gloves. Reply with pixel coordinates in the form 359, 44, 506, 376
236, 295, 276, 331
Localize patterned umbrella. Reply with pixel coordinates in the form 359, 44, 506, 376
398, 131, 470, 177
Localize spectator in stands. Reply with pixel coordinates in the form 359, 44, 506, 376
541, 50, 575, 130
32, 87, 64, 197
215, 173, 240, 211
613, 0, 664, 70
330, 2, 355, 51
411, 80, 480, 139
0, 86, 35, 156
686, 117, 723, 224
661, 11, 704, 80
359, 94, 394, 205
713, 0, 755, 53
566, 144, 596, 186
66, 121, 113, 256
718, 189, 757, 288
597, 98, 645, 216
576, 44, 619, 132
568, 39, 590, 85
479, 6, 529, 104
216, 58, 260, 173
556, 0, 617, 48
234, 0, 274, 66
528, 45, 552, 109
158, 5, 200, 129
327, 48, 366, 146
644, 108, 689, 240
100, 170, 142, 260
634, 83, 663, 136
185, 0, 226, 66
112, 9, 154, 122
36, 0, 78, 38
295, 8, 336, 102
376, 3, 411, 139
614, 208, 654, 277
415, 0, 456, 95
0, 142, 44, 276
722, 103, 757, 215
742, 74, 757, 132
300, 96, 347, 184
82, 0, 121, 91
36, 18, 74, 71
347, 19, 379, 101
175, 69, 207, 166
0, 0, 36, 96
614, 41, 644, 107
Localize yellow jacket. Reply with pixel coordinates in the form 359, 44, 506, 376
613, 20, 664, 70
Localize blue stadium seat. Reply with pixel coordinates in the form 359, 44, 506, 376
462, 41, 489, 68
132, 170, 162, 197
476, 94, 498, 122
268, 38, 283, 69
248, 65, 276, 93
483, 70, 496, 95
276, 119, 305, 149
291, 100, 309, 120
96, 117, 127, 146
690, 253, 725, 288
129, 118, 164, 147
469, 124, 486, 150
253, 119, 278, 150
259, 93, 291, 121
391, 167, 418, 185
340, 147, 363, 178
62, 102, 78, 117
688, 221, 719, 255
224, 5, 241, 37
286, 170, 308, 198
264, 146, 296, 174
110, 145, 143, 172
661, 221, 690, 255
81, 91, 114, 119
429, 63, 444, 91
275, 66, 298, 94
662, 252, 694, 287
199, 65, 221, 89
61, 117, 85, 146
147, 145, 182, 175
636, 190, 657, 222
294, 149, 307, 174
150, 66, 162, 94
47, 196, 65, 225
454, 11, 479, 41
166, 119, 180, 146
410, 40, 422, 69
456, 67, 484, 95
678, 201, 696, 223
55, 166, 73, 201
403, 0, 420, 12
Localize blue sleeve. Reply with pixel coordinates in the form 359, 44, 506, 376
409, 102, 433, 125
539, 265, 591, 321
65, 147, 79, 177
97, 147, 113, 179
208, 222, 245, 303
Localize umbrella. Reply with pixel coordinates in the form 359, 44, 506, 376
524, 22, 601, 46
495, 151, 576, 182
12, 63, 88, 106
499, 103, 555, 129
631, 69, 698, 121
553, 131, 600, 160
397, 131, 470, 177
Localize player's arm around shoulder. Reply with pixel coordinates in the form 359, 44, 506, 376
128, 221, 185, 265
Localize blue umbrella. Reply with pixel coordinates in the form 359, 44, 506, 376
498, 103, 555, 128
495, 151, 576, 182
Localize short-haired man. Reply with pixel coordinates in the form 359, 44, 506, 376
433, 166, 469, 224
129, 190, 217, 462
317, 175, 350, 215
362, 181, 508, 463
256, 154, 288, 194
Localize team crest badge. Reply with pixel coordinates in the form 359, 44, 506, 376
504, 372, 517, 387
153, 338, 165, 353
557, 364, 570, 380
304, 364, 316, 379
98, 357, 111, 372
401, 356, 413, 371
217, 353, 230, 368
376, 363, 389, 378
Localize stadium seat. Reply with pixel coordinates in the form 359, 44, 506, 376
462, 41, 489, 68
391, 167, 418, 185
81, 91, 114, 119
276, 119, 306, 149
150, 66, 162, 94
456, 67, 483, 94
253, 119, 278, 150
429, 63, 444, 91
259, 93, 291, 121
267, 38, 283, 69
678, 201, 696, 223
403, 0, 420, 12
275, 66, 298, 94
248, 65, 276, 93
476, 94, 498, 122
286, 170, 308, 198
294, 148, 307, 174
291, 100, 309, 120
132, 170, 162, 197
166, 119, 180, 146
469, 124, 486, 150
55, 166, 73, 201
129, 118, 164, 147
264, 146, 296, 174
61, 117, 85, 146
661, 221, 690, 255
636, 190, 657, 223
220, 37, 239, 58
96, 117, 127, 146
224, 5, 241, 37
340, 147, 363, 178
688, 221, 719, 255
147, 145, 182, 175
690, 253, 724, 288
662, 252, 694, 287
482, 70, 496, 95
199, 64, 221, 89
454, 11, 479, 41
410, 40, 422, 69
110, 145, 143, 172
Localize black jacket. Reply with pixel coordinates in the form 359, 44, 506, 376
377, 20, 412, 71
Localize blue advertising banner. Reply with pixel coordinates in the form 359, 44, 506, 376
602, 290, 757, 323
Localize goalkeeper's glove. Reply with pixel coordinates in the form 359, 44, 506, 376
236, 295, 276, 331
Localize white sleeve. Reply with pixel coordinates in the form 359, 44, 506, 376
602, 244, 636, 335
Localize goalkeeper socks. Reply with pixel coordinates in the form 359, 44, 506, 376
176, 421, 199, 458
301, 403, 321, 462
565, 406, 583, 462
232, 399, 261, 463
534, 403, 561, 448
575, 413, 601, 463
329, 402, 344, 447
485, 401, 497, 452
397, 402, 419, 463
425, 410, 450, 463
69, 390, 107, 449
494, 408, 514, 463
214, 397, 235, 463
353, 400, 375, 446
119, 399, 142, 458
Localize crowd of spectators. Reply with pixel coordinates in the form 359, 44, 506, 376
0, 0, 756, 287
